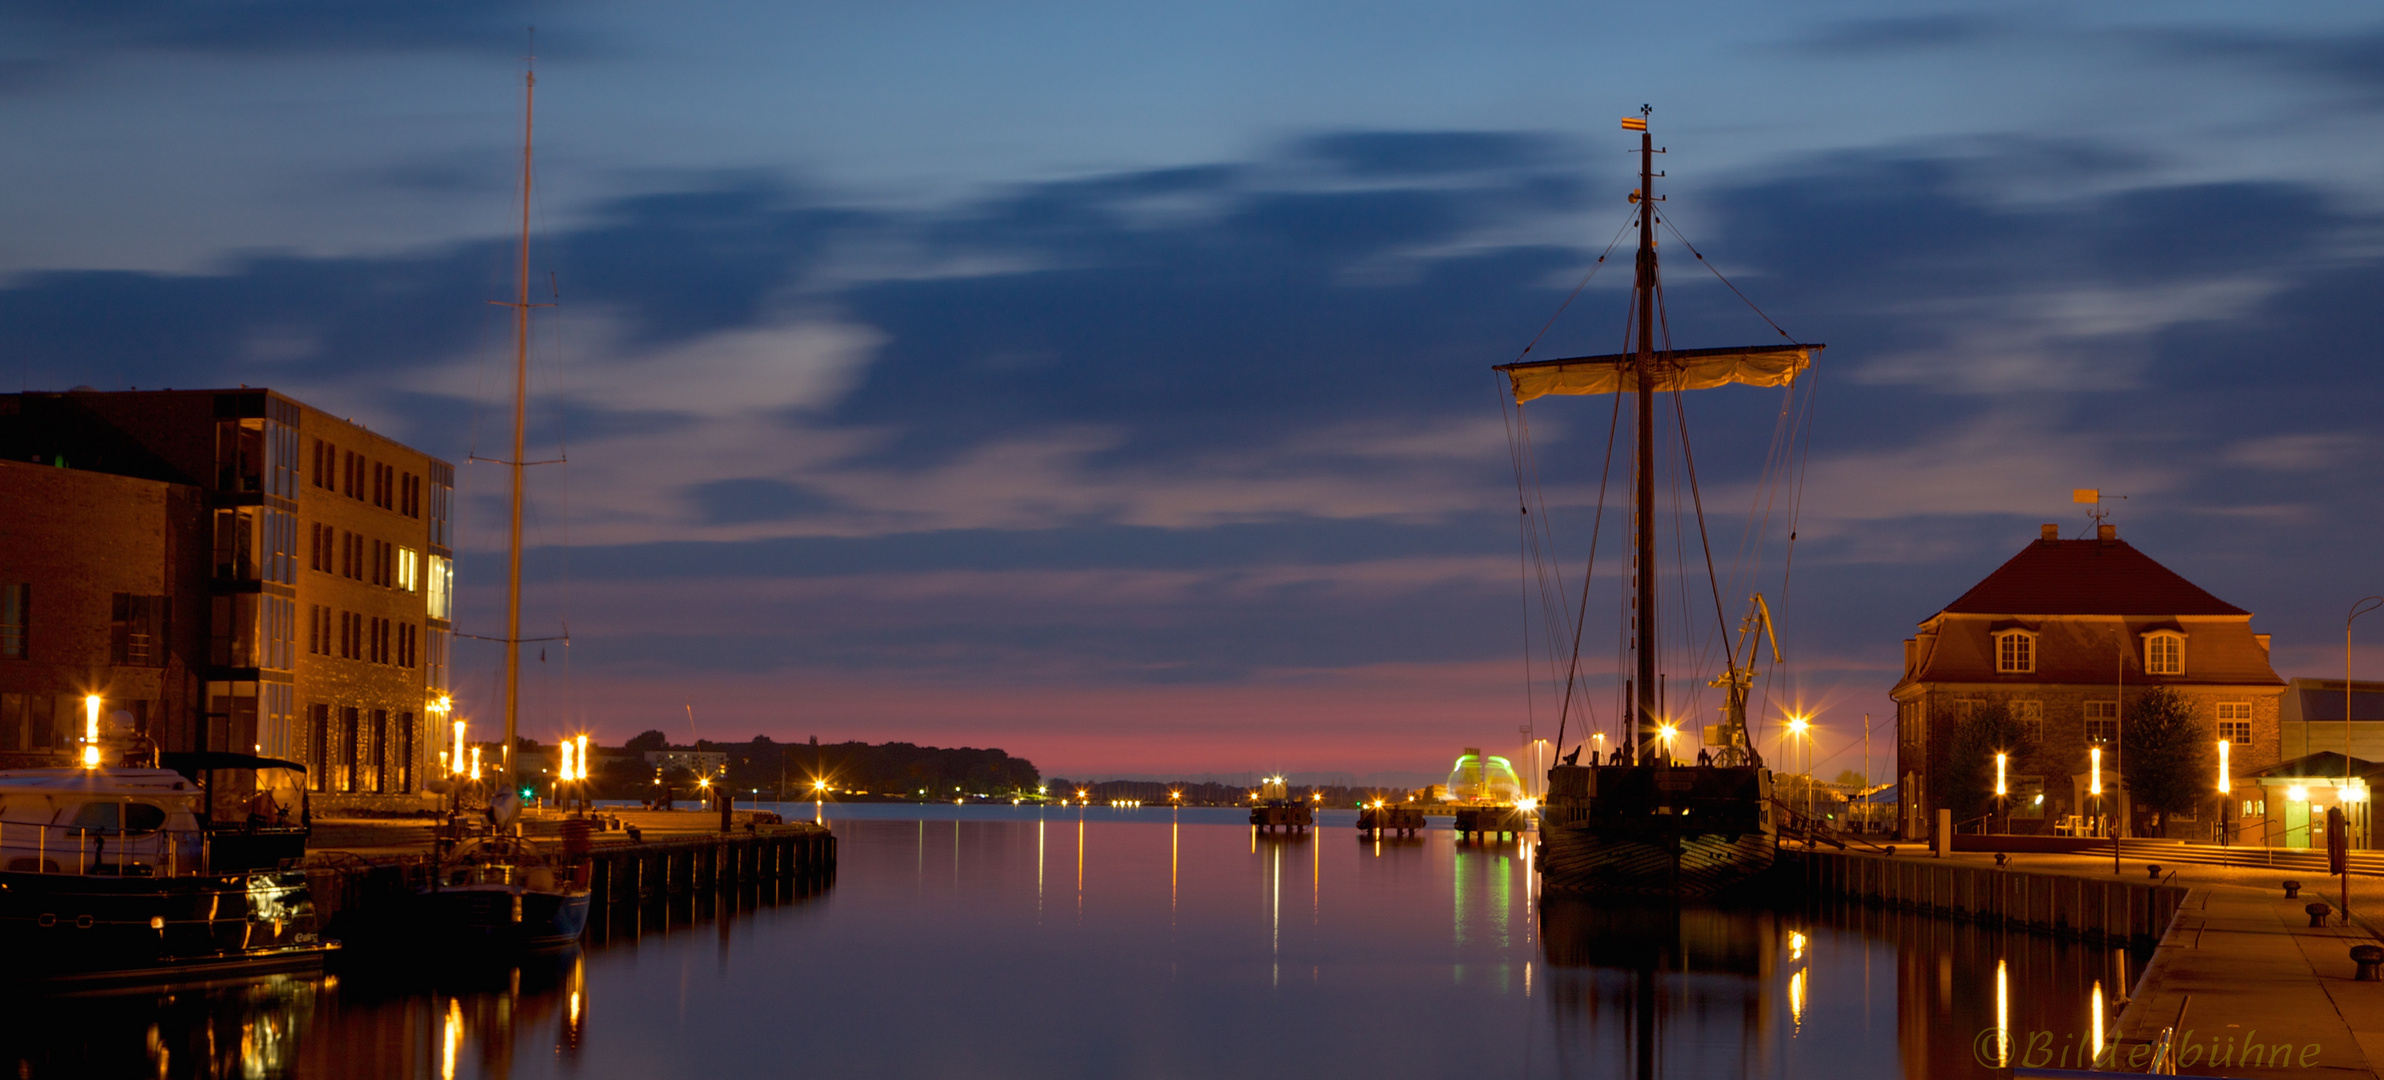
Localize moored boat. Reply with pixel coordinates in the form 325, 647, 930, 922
0, 760, 332, 983
1494, 109, 1817, 895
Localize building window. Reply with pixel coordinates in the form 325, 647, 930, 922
307, 704, 330, 792
111, 594, 169, 666
0, 583, 26, 659
2013, 699, 2043, 743
396, 547, 419, 592
427, 555, 453, 621
1994, 630, 2035, 674
2085, 700, 2118, 743
2218, 701, 2252, 744
2145, 632, 2184, 676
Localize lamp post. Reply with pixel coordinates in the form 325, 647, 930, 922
1996, 752, 2008, 834
2217, 739, 2232, 846
1787, 715, 1812, 842
2090, 746, 2103, 843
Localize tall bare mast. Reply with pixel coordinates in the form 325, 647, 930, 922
497, 65, 536, 798
1632, 106, 1660, 764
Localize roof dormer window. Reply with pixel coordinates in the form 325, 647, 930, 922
2144, 630, 2184, 676
1994, 629, 2036, 674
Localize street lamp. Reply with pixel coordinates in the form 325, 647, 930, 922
2089, 746, 2103, 840
1996, 751, 2008, 834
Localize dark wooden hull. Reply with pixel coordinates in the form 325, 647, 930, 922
0, 868, 333, 984
1537, 763, 1778, 896
1537, 824, 1776, 896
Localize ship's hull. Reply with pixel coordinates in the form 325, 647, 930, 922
409, 883, 591, 953
0, 868, 333, 984
1537, 823, 1776, 895
1536, 764, 1777, 896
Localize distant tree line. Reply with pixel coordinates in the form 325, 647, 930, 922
581, 733, 1040, 801
1045, 779, 1420, 807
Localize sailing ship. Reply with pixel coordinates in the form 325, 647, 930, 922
1497, 110, 1820, 894
0, 755, 333, 982
407, 63, 591, 952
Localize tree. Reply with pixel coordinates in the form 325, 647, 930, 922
624, 730, 669, 754
2123, 686, 2212, 828
1832, 769, 1868, 788
1945, 702, 2031, 823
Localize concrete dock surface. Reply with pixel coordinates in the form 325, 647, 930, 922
1831, 844, 2384, 1077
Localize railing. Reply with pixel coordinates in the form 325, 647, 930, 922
0, 818, 206, 877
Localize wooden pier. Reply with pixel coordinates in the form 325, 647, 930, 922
301, 811, 836, 945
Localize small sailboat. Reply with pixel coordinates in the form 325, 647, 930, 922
1499, 109, 1820, 895
407, 62, 590, 953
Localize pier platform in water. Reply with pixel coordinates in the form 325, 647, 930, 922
299, 810, 836, 947
1790, 845, 2384, 1076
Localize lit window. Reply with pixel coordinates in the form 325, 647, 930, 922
2218, 701, 2251, 744
426, 555, 453, 621
1995, 631, 2035, 674
2145, 632, 2183, 676
396, 547, 420, 592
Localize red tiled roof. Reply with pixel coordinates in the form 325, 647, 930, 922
1939, 538, 2248, 617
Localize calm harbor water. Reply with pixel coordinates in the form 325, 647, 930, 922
8, 805, 2134, 1078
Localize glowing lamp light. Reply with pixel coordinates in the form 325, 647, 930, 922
1658, 724, 1678, 744
453, 719, 469, 777
812, 778, 829, 792
575, 735, 589, 781
1786, 716, 1810, 737
80, 694, 101, 768
2089, 747, 2102, 796
1517, 797, 1539, 813
1995, 752, 2007, 797
2288, 785, 2308, 802
2343, 782, 2368, 804
2217, 739, 2231, 795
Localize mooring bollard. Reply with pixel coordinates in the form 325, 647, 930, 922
1994, 852, 2008, 868
2308, 901, 2334, 928
2284, 880, 2302, 899
2353, 944, 2384, 981
2147, 864, 2162, 880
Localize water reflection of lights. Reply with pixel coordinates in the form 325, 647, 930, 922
2092, 980, 2106, 1065
1788, 968, 1807, 1029
441, 998, 463, 1080
1788, 930, 1806, 962
1995, 958, 2011, 1067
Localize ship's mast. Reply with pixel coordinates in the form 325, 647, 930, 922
499, 66, 535, 801
1632, 107, 1660, 764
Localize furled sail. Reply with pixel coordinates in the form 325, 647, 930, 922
1496, 343, 1821, 403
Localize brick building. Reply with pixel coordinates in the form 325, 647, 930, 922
1891, 523, 2285, 841
0, 388, 453, 811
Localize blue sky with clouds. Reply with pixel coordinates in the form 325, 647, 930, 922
4, 1, 2381, 779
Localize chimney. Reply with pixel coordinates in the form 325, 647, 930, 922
2040, 524, 2059, 542
2097, 524, 2116, 542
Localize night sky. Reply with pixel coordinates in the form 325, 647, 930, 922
4, 2, 2379, 784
